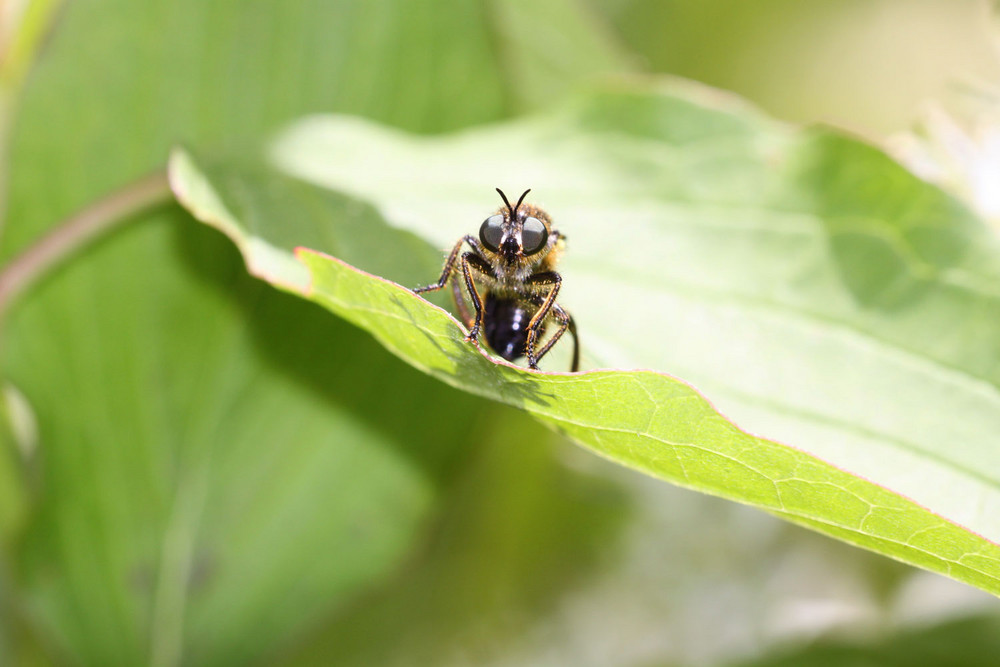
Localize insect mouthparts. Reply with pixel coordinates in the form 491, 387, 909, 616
500, 236, 520, 259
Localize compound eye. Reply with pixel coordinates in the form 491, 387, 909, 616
479, 214, 504, 251
521, 217, 548, 254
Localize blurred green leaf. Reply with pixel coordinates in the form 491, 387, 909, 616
728, 614, 1000, 667
282, 407, 629, 666
7, 214, 493, 666
0, 0, 64, 231
0, 383, 32, 543
1, 0, 631, 663
489, 0, 634, 109
0, 0, 62, 92
171, 79, 1000, 597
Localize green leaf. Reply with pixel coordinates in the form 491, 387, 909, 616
730, 614, 1000, 667
0, 383, 32, 543
282, 408, 630, 666
1, 0, 631, 663
171, 80, 1000, 597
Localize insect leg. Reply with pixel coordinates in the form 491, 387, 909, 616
530, 300, 579, 372
413, 235, 478, 294
522, 271, 562, 369
460, 252, 493, 342
567, 315, 579, 372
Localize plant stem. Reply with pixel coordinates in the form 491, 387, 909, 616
0, 169, 172, 318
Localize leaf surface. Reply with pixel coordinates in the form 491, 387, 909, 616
172, 80, 1000, 596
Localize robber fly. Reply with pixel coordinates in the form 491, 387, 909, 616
413, 188, 579, 372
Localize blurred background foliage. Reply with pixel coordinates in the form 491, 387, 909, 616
599, 0, 1000, 136
1, 0, 1000, 665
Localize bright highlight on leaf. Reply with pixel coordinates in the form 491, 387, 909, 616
171, 80, 1000, 597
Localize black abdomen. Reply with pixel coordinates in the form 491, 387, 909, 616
484, 295, 533, 361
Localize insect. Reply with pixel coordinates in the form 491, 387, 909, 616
413, 188, 579, 372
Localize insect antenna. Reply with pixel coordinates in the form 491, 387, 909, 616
514, 189, 531, 214
496, 187, 514, 216
495, 188, 532, 217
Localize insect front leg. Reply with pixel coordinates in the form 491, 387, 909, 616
460, 252, 493, 342
522, 271, 562, 369
413, 235, 478, 294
